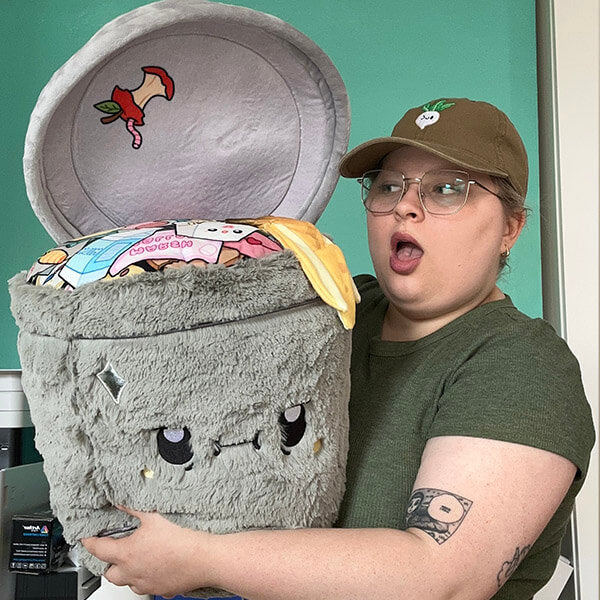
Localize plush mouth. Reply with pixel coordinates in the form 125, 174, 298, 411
212, 431, 261, 456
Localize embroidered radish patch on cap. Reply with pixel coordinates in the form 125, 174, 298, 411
415, 100, 455, 130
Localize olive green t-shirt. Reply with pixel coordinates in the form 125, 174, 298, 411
336, 275, 595, 599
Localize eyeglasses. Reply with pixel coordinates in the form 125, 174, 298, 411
358, 169, 499, 215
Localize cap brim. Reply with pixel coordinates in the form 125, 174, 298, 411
339, 136, 509, 181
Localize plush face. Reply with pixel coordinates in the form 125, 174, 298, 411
70, 294, 349, 533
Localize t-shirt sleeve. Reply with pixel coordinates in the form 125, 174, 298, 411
428, 318, 595, 479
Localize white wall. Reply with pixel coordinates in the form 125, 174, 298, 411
552, 0, 599, 597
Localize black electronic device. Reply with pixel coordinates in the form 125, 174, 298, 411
15, 567, 101, 600
9, 511, 68, 574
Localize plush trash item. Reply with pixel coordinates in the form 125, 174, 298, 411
25, 219, 285, 290
10, 217, 356, 596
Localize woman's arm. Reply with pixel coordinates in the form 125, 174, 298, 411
83, 435, 576, 599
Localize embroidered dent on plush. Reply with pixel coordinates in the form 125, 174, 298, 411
9, 222, 352, 592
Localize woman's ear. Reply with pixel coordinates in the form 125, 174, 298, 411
503, 209, 526, 250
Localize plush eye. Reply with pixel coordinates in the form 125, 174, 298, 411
279, 404, 307, 454
157, 427, 193, 465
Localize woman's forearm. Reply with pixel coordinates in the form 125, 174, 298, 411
205, 527, 453, 600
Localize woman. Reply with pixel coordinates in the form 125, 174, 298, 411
83, 98, 595, 600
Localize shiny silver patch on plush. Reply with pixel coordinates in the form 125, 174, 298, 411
96, 363, 126, 404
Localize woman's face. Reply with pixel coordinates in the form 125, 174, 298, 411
366, 146, 524, 324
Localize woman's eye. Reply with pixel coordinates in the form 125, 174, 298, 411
279, 404, 307, 454
434, 184, 460, 195
430, 180, 466, 196
157, 427, 193, 464
380, 183, 402, 194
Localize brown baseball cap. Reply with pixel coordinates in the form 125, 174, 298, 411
339, 98, 528, 197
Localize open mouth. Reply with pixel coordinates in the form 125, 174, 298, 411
390, 234, 423, 274
396, 241, 423, 258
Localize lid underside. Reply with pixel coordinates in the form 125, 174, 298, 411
24, 0, 350, 242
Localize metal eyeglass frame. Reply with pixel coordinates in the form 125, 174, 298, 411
358, 169, 500, 216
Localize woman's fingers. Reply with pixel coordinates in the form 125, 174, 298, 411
80, 536, 121, 564
104, 565, 129, 587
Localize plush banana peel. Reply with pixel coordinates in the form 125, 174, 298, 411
247, 217, 360, 329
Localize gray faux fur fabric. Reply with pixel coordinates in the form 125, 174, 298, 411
9, 252, 351, 596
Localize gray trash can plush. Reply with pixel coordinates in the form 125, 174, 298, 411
9, 0, 355, 591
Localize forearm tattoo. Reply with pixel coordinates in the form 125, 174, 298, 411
405, 488, 473, 544
497, 545, 531, 588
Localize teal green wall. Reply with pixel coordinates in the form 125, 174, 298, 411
0, 0, 540, 368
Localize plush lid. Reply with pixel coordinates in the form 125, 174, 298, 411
24, 0, 350, 242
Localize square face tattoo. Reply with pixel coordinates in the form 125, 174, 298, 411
406, 488, 473, 544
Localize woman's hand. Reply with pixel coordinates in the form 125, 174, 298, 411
81, 507, 213, 597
